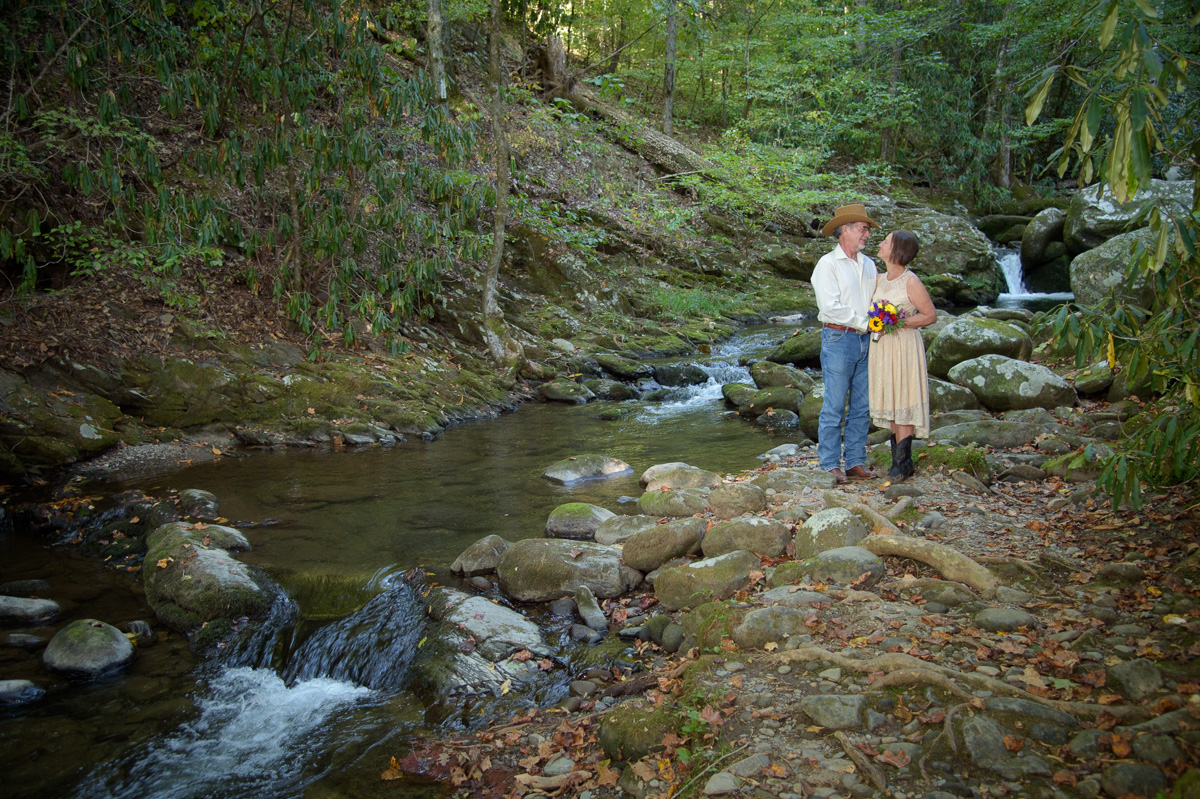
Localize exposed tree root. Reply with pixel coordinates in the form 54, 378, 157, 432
822, 491, 903, 535
859, 535, 1001, 592
772, 645, 1149, 723
976, 555, 1043, 583
882, 496, 914, 520
918, 702, 971, 781
834, 731, 889, 793
869, 669, 974, 700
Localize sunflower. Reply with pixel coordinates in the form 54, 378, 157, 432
868, 317, 884, 332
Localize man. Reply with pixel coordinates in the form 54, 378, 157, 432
811, 204, 879, 484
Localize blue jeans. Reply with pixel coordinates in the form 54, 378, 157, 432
817, 327, 871, 472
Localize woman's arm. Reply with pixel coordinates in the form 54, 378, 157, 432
904, 276, 938, 329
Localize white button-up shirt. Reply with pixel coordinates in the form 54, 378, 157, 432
811, 244, 876, 332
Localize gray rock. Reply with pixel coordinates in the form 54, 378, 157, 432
497, 539, 641, 603
772, 546, 885, 589
994, 587, 1034, 606
703, 772, 743, 795
766, 328, 823, 369
643, 465, 722, 492
0, 679, 45, 706
948, 354, 1077, 411
3, 632, 47, 649
878, 205, 1001, 303
726, 753, 771, 778
574, 586, 607, 631
732, 606, 812, 650
1069, 228, 1158, 307
1021, 207, 1066, 268
543, 755, 575, 777
917, 511, 946, 531
1100, 762, 1167, 799
0, 578, 51, 595
594, 514, 658, 546
795, 508, 869, 558
1132, 733, 1183, 765
583, 378, 635, 401
1069, 729, 1107, 759
545, 502, 617, 540
653, 551, 761, 611
927, 318, 1033, 379
707, 483, 767, 519
42, 619, 135, 679
661, 622, 686, 653
451, 534, 510, 576
428, 588, 552, 660
974, 607, 1037, 632
1073, 362, 1115, 395
637, 488, 710, 518
1107, 658, 1163, 701
752, 467, 836, 493
750, 362, 816, 393
760, 587, 830, 608
798, 694, 867, 730
596, 353, 653, 380
1063, 179, 1191, 252
950, 471, 990, 493
998, 464, 1046, 482
702, 516, 791, 559
538, 378, 596, 404
654, 363, 709, 387
928, 420, 1046, 448
986, 697, 1078, 727
1096, 562, 1145, 584
543, 454, 633, 484
178, 488, 221, 519
620, 517, 705, 572
0, 595, 60, 626
929, 376, 982, 413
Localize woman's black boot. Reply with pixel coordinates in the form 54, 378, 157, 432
895, 436, 915, 481
887, 434, 902, 479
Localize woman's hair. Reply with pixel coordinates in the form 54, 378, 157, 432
890, 230, 920, 265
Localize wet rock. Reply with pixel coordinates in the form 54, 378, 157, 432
621, 517, 705, 572
549, 598, 577, 617
1100, 762, 1167, 799
0, 679, 45, 706
543, 454, 633, 484
0, 595, 60, 626
594, 514, 658, 545
654, 551, 760, 611
974, 608, 1037, 632
538, 378, 595, 404
643, 464, 722, 492
574, 586, 607, 631
702, 516, 791, 559
584, 378, 635, 401
654, 363, 709, 387
1021, 207, 1066, 268
545, 502, 616, 540
596, 353, 653, 380
766, 328, 823, 369
732, 606, 811, 650
927, 318, 1033, 379
0, 578, 51, 594
948, 354, 1077, 411
42, 618, 135, 679
497, 539, 640, 603
3, 631, 47, 649
637, 487, 710, 518
795, 508, 869, 558
750, 361, 816, 393
772, 546, 885, 589
428, 588, 552, 660
178, 488, 220, 520
798, 694, 867, 730
1107, 658, 1163, 701
708, 482, 767, 519
451, 534, 510, 576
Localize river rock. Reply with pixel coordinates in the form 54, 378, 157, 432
620, 517, 705, 572
537, 378, 595, 404
1021, 207, 1066, 268
928, 420, 1046, 448
640, 461, 687, 486
751, 467, 836, 493
178, 488, 221, 520
948, 354, 1077, 411
0, 369, 123, 472
797, 381, 825, 441
1073, 361, 1115, 394
766, 328, 823, 369
644, 464, 722, 491
1100, 763, 1167, 799
0, 679, 45, 706
707, 483, 767, 519
1063, 179, 1191, 252
760, 587, 829, 607
880, 206, 1000, 303
1107, 658, 1163, 700
593, 514, 655, 545
545, 502, 616, 540
543, 454, 633, 484
451, 534, 510, 576
653, 363, 709, 387
734, 386, 803, 418
42, 618, 135, 679
927, 318, 1033, 378
798, 694, 868, 730
732, 605, 811, 649
497, 539, 641, 603
584, 378, 635, 401
637, 488, 710, 517
929, 376, 982, 413
1069, 227, 1156, 307
750, 361, 816, 392
653, 550, 761, 611
573, 585, 608, 631
795, 508, 868, 558
702, 516, 790, 558
143, 521, 268, 631
771, 546, 885, 588
962, 716, 1052, 778
0, 595, 60, 625
595, 353, 653, 380
428, 588, 552, 659
721, 382, 756, 409
974, 607, 1037, 632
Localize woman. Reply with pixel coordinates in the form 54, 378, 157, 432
868, 230, 937, 482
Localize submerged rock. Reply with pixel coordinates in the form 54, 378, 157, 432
543, 454, 633, 484
42, 619, 134, 679
0, 595, 60, 626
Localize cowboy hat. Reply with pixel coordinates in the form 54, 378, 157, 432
822, 204, 879, 237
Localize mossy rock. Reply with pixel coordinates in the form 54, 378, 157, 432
679, 601, 748, 651
766, 328, 823, 369
598, 702, 683, 762
915, 444, 991, 482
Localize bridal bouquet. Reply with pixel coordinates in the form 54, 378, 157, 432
867, 301, 906, 341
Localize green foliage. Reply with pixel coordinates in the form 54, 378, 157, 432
1034, 0, 1200, 508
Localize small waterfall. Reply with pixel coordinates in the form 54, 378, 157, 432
997, 248, 1028, 296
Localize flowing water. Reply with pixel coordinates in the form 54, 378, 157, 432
1, 323, 810, 799
995, 247, 1073, 313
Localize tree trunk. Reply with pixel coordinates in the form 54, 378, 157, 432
663, 0, 676, 136
880, 42, 902, 160
484, 0, 524, 381
428, 0, 446, 101
855, 0, 868, 58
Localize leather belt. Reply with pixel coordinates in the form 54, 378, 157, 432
824, 323, 856, 332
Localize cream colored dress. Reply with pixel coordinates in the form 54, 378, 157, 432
868, 270, 930, 438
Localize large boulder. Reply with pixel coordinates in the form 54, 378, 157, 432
451, 535, 510, 576
427, 588, 552, 660
42, 619, 134, 679
766, 328, 823, 369
707, 482, 767, 519
732, 606, 812, 650
929, 376, 982, 413
543, 454, 633, 484
653, 363, 709, 387
537, 378, 595, 404
620, 517, 706, 572
928, 420, 1047, 449
750, 361, 816, 393
795, 508, 869, 559
702, 517, 791, 558
545, 503, 616, 540
595, 353, 653, 380
143, 522, 270, 632
1069, 228, 1156, 308
595, 514, 660, 545
878, 206, 1000, 303
1063, 180, 1192, 253
643, 464, 721, 492
653, 551, 761, 611
948, 354, 1077, 411
926, 318, 1034, 378
637, 488, 710, 517
751, 468, 837, 493
726, 386, 803, 418
1020, 207, 1066, 268
771, 546, 885, 588
497, 539, 641, 603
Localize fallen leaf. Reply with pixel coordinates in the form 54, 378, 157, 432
1003, 734, 1026, 753
876, 748, 912, 768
